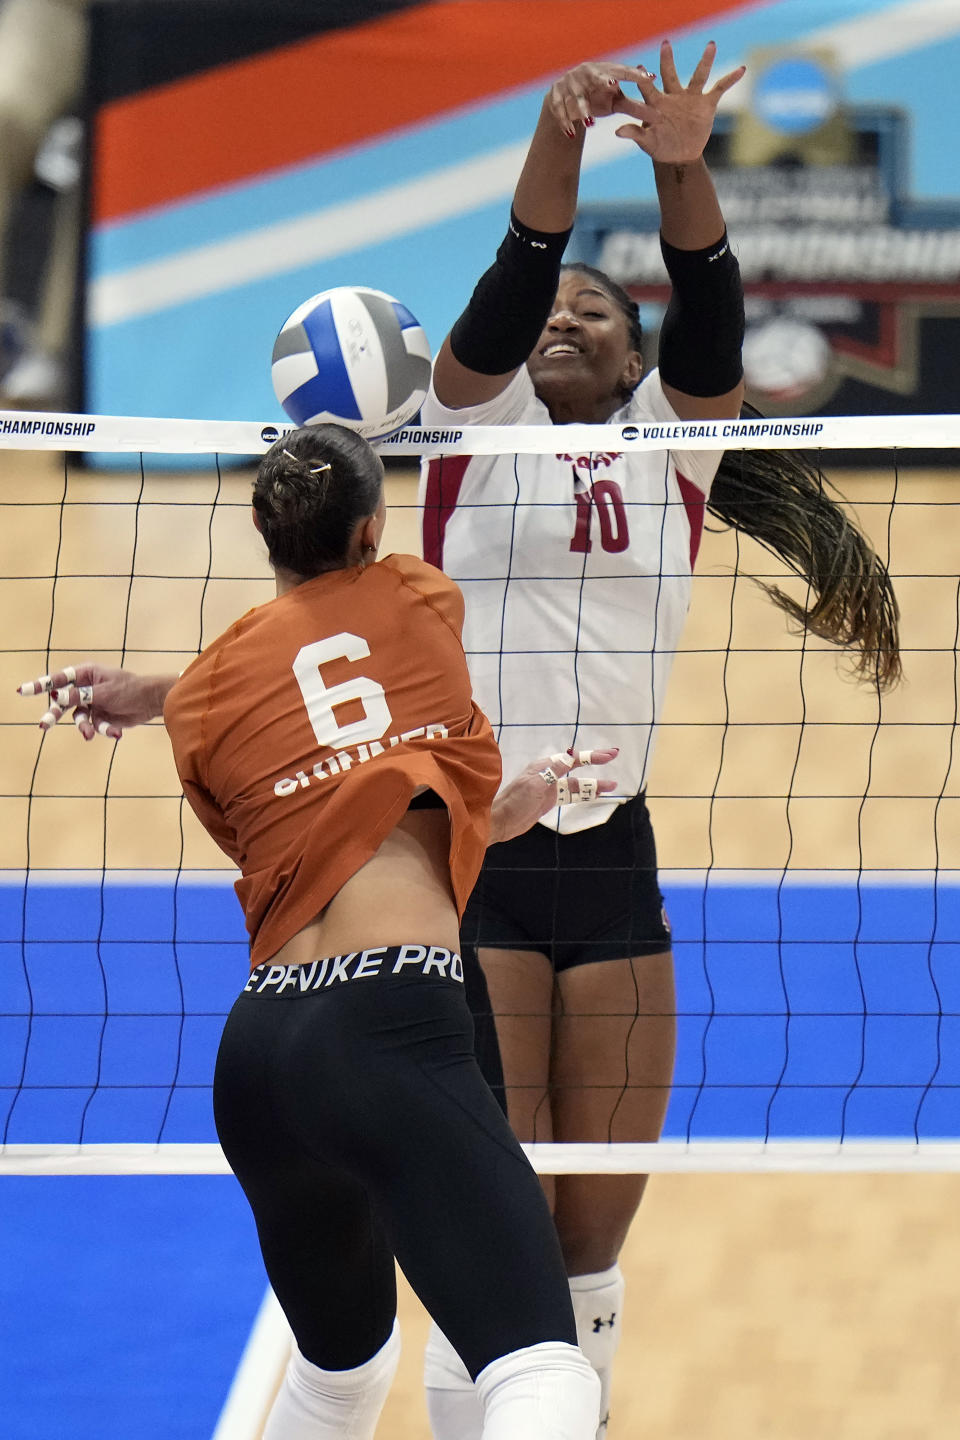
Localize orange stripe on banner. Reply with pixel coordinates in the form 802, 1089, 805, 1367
92, 0, 751, 225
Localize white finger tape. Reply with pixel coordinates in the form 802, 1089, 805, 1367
63, 665, 77, 683
578, 777, 599, 802
78, 685, 93, 706
74, 709, 88, 729
539, 767, 557, 785
40, 707, 59, 728
556, 776, 572, 805
54, 688, 71, 705
97, 720, 113, 737
37, 674, 52, 693
577, 748, 594, 765
17, 680, 40, 696
549, 751, 572, 771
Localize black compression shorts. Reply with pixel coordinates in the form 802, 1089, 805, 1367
461, 793, 672, 971
214, 945, 576, 1376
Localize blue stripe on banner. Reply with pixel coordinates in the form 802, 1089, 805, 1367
90, 85, 546, 276
88, 0, 916, 279
2, 878, 958, 1144
86, 205, 510, 428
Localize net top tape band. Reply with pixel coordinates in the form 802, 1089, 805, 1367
1, 408, 959, 456
4, 1141, 960, 1176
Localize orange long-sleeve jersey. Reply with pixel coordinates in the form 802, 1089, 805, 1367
163, 553, 501, 967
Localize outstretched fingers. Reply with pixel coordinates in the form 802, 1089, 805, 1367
684, 39, 717, 94
568, 746, 619, 768
709, 63, 747, 100
17, 665, 79, 699
655, 38, 744, 102
657, 38, 685, 92
614, 122, 656, 155
17, 665, 120, 740
538, 746, 619, 805
18, 668, 79, 730
563, 746, 619, 801
612, 95, 659, 126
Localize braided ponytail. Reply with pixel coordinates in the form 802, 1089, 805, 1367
708, 404, 902, 690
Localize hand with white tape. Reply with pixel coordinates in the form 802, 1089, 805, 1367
17, 663, 178, 741
489, 746, 619, 846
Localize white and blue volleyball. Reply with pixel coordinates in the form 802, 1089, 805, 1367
271, 286, 431, 440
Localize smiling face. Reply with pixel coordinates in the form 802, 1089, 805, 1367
525, 269, 643, 423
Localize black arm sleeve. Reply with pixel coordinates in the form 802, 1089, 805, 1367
448, 209, 572, 376
657, 232, 745, 398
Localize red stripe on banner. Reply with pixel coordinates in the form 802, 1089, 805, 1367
676, 472, 706, 569
92, 0, 752, 224
422, 455, 471, 570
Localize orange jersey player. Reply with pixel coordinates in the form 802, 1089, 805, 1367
20, 422, 618, 1440
164, 549, 500, 969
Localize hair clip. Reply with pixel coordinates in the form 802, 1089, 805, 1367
281, 447, 331, 477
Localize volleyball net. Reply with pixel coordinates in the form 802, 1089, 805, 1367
2, 408, 958, 1175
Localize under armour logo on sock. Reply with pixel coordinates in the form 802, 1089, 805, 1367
592, 1312, 617, 1332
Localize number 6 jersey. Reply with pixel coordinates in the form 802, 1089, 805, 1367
163, 554, 500, 967
419, 365, 723, 834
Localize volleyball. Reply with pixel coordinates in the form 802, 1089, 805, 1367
270, 286, 432, 440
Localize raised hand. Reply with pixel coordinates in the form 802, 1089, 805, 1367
490, 746, 620, 845
613, 40, 745, 164
17, 663, 177, 741
545, 61, 655, 136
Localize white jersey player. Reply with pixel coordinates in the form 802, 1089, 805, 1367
418, 43, 899, 1440
418, 43, 749, 1440
421, 363, 718, 833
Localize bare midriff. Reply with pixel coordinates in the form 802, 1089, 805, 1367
266, 808, 461, 968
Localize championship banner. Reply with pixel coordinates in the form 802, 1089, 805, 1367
85, 0, 740, 423
82, 2, 960, 440
572, 40, 960, 461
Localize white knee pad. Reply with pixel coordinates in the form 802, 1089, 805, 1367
569, 1267, 625, 1437
424, 1320, 484, 1440
424, 1320, 473, 1390
475, 1341, 600, 1440
263, 1320, 400, 1440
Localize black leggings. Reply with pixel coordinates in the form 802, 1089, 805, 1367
213, 945, 576, 1376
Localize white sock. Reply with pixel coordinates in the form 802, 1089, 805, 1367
569, 1266, 625, 1437
263, 1320, 400, 1440
424, 1319, 484, 1440
476, 1340, 600, 1439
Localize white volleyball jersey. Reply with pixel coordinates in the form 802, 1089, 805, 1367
419, 367, 721, 833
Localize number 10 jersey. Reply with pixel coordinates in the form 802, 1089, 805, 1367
419, 366, 722, 834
